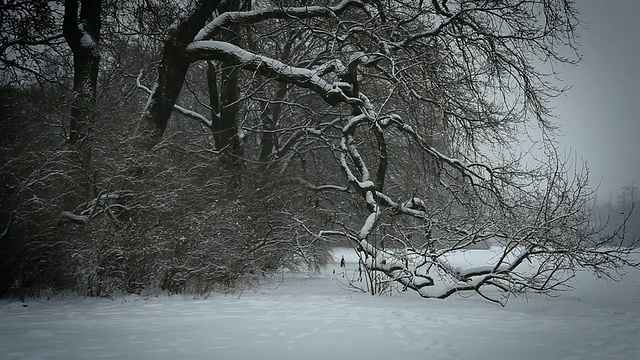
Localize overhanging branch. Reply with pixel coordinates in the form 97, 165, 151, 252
187, 40, 360, 107
195, 0, 365, 41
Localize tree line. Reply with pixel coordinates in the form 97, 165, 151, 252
1, 0, 637, 304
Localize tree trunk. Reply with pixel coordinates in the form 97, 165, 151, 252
205, 0, 249, 184
208, 60, 243, 166
136, 0, 220, 150
63, 0, 102, 202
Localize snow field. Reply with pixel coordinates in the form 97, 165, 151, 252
1, 248, 639, 359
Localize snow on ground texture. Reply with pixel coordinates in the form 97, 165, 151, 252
1, 248, 639, 360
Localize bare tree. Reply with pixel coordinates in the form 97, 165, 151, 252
62, 0, 103, 202
134, 0, 638, 303
134, 0, 220, 150
4, 0, 636, 301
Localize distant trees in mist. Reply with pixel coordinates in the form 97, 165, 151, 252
594, 183, 639, 247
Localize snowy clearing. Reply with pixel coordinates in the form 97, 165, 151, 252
1, 248, 639, 360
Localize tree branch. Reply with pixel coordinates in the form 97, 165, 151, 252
187, 40, 359, 106
136, 71, 213, 128
194, 0, 365, 41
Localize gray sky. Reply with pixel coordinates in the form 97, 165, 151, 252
553, 1, 640, 198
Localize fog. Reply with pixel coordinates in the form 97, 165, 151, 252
553, 1, 640, 197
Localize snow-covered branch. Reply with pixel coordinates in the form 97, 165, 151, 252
195, 0, 364, 41
59, 211, 89, 223
187, 41, 360, 107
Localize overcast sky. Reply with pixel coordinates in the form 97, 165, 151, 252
552, 1, 640, 199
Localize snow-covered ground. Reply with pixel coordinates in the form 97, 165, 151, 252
1, 248, 639, 360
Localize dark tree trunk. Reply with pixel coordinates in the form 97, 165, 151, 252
136, 0, 220, 150
208, 61, 243, 163
63, 0, 102, 201
208, 0, 248, 171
